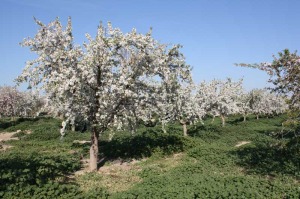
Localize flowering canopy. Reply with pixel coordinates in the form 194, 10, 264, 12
237, 49, 300, 109
0, 86, 43, 117
196, 78, 243, 126
16, 18, 192, 171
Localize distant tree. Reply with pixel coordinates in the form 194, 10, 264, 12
237, 91, 252, 122
248, 89, 266, 120
197, 79, 243, 126
173, 84, 205, 136
16, 18, 192, 171
196, 80, 219, 123
262, 91, 288, 117
0, 86, 22, 118
248, 89, 287, 119
237, 49, 299, 138
0, 86, 43, 118
238, 49, 299, 109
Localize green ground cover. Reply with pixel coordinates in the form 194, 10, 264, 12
0, 115, 299, 198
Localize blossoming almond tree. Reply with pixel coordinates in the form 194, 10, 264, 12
173, 84, 205, 136
0, 86, 43, 118
18, 90, 45, 117
238, 49, 298, 138
155, 74, 203, 136
0, 86, 22, 118
238, 49, 299, 109
196, 80, 219, 123
237, 91, 252, 122
269, 94, 288, 115
248, 89, 288, 119
197, 79, 243, 126
17, 18, 191, 171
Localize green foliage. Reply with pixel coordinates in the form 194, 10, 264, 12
0, 115, 299, 198
112, 115, 299, 198
114, 171, 299, 199
0, 152, 79, 186
0, 117, 38, 131
99, 129, 194, 160
235, 141, 300, 178
0, 117, 96, 198
0, 117, 56, 132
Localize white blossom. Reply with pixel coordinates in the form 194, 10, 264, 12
17, 18, 192, 171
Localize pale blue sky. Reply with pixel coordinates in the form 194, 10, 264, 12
1, 0, 299, 90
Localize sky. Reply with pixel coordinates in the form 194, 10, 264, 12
0, 0, 299, 91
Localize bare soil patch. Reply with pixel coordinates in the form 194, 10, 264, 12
0, 130, 32, 151
73, 140, 91, 144
235, 141, 251, 147
0, 132, 19, 142
75, 158, 142, 193
0, 144, 14, 151
75, 153, 185, 193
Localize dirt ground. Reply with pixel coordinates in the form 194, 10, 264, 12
0, 130, 31, 151
235, 141, 251, 147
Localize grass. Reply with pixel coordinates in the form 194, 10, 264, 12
0, 114, 299, 198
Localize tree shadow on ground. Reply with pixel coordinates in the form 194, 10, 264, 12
233, 140, 300, 178
0, 152, 81, 193
227, 117, 245, 125
0, 117, 45, 131
188, 124, 223, 142
98, 129, 190, 161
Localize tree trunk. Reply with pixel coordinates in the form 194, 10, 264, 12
128, 119, 137, 135
183, 123, 187, 136
60, 120, 67, 136
211, 115, 215, 124
90, 127, 99, 172
70, 118, 76, 131
199, 119, 204, 125
221, 115, 225, 127
256, 115, 259, 120
243, 115, 246, 122
71, 124, 76, 132
180, 120, 188, 136
108, 129, 115, 141
179, 120, 187, 136
162, 122, 167, 134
